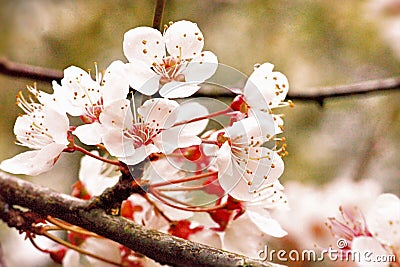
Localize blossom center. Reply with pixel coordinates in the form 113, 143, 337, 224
125, 123, 156, 149
152, 56, 187, 85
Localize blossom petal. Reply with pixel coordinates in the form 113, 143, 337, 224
99, 99, 133, 129
123, 26, 165, 66
138, 98, 179, 130
102, 60, 130, 106
119, 144, 159, 165
164, 20, 204, 59
0, 143, 65, 176
154, 128, 201, 154
247, 210, 287, 238
102, 128, 135, 158
159, 81, 200, 98
73, 122, 102, 145
223, 213, 268, 258
352, 236, 389, 267
366, 193, 400, 248
244, 63, 289, 109
125, 62, 160, 96
184, 51, 218, 83
60, 66, 102, 116
175, 101, 209, 135
43, 107, 69, 145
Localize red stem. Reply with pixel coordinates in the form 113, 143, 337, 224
73, 145, 122, 166
172, 107, 231, 128
150, 171, 217, 188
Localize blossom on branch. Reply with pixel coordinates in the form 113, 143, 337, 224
123, 20, 218, 98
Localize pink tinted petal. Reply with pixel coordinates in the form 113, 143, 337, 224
154, 127, 201, 154
138, 98, 179, 129
123, 26, 165, 65
125, 62, 160, 96
102, 60, 130, 106
73, 123, 102, 145
159, 81, 201, 98
164, 20, 204, 59
0, 143, 65, 176
190, 230, 222, 249
184, 51, 218, 82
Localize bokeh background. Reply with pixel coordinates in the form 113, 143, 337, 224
0, 0, 399, 266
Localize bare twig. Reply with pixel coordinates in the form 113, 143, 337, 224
0, 58, 63, 83
0, 172, 272, 267
152, 0, 167, 31
0, 58, 399, 104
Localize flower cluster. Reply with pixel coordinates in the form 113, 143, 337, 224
1, 20, 292, 266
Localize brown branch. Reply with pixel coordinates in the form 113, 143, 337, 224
0, 58, 63, 83
152, 0, 167, 31
0, 58, 399, 104
0, 171, 272, 267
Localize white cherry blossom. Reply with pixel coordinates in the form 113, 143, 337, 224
48, 61, 130, 145
207, 113, 283, 201
100, 98, 205, 165
0, 105, 69, 175
123, 20, 218, 98
243, 63, 289, 110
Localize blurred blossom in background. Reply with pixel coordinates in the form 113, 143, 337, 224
0, 1, 399, 266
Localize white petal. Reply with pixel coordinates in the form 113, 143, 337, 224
43, 107, 69, 145
159, 81, 200, 98
0, 143, 65, 175
138, 98, 179, 129
153, 128, 201, 154
73, 123, 102, 145
79, 151, 104, 181
119, 144, 159, 165
13, 115, 44, 149
352, 236, 390, 267
244, 63, 289, 109
366, 193, 400, 247
223, 213, 267, 258
175, 101, 209, 135
249, 150, 284, 191
184, 51, 218, 82
125, 62, 160, 96
123, 26, 165, 65
99, 99, 133, 129
102, 128, 135, 158
60, 66, 102, 116
164, 20, 204, 59
247, 210, 287, 238
102, 60, 130, 106
81, 238, 122, 267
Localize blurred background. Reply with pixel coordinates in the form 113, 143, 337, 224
0, 0, 399, 266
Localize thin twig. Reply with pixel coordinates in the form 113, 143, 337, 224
0, 58, 399, 104
0, 58, 63, 83
152, 0, 167, 31
0, 172, 272, 267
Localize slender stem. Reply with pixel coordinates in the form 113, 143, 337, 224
73, 145, 122, 166
152, 0, 167, 31
158, 184, 209, 192
143, 193, 172, 223
47, 216, 101, 238
41, 231, 122, 266
172, 108, 231, 127
149, 187, 226, 212
150, 171, 217, 188
28, 235, 51, 254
